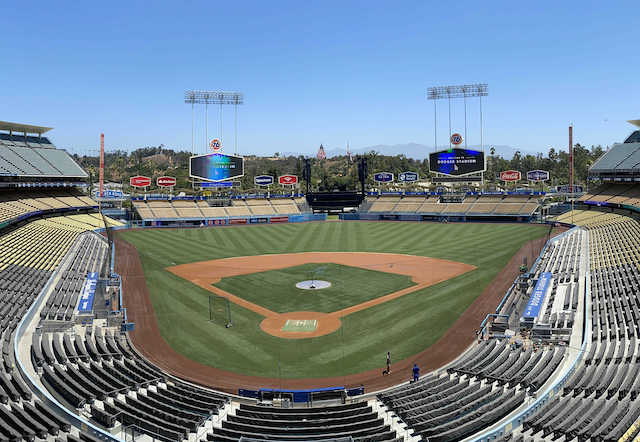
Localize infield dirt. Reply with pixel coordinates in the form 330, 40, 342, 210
166, 252, 475, 338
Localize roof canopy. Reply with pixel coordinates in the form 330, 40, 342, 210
0, 120, 53, 135
628, 120, 640, 128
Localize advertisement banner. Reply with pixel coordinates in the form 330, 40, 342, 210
522, 272, 552, 320
156, 176, 177, 187
130, 176, 151, 187
526, 170, 549, 182
278, 175, 298, 185
77, 272, 98, 314
373, 172, 394, 183
254, 175, 274, 186
398, 171, 419, 182
500, 170, 521, 182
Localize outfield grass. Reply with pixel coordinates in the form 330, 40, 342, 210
213, 263, 415, 313
119, 222, 548, 378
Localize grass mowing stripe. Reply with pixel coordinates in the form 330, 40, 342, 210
119, 222, 548, 378
214, 263, 415, 313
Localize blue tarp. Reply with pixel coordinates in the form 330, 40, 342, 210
523, 272, 552, 320
77, 272, 98, 314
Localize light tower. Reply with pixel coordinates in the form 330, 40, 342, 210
427, 83, 488, 151
184, 90, 244, 154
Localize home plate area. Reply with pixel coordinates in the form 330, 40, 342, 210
282, 319, 318, 332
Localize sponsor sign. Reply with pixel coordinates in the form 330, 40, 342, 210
522, 272, 552, 320
129, 175, 151, 187
250, 218, 269, 224
270, 216, 289, 223
429, 148, 486, 176
432, 176, 482, 183
450, 133, 463, 145
94, 190, 124, 199
200, 182, 233, 188
398, 171, 419, 182
500, 170, 521, 182
373, 172, 394, 183
156, 176, 176, 187
254, 175, 275, 186
229, 218, 248, 224
77, 272, 98, 314
190, 152, 244, 182
526, 170, 549, 182
279, 175, 298, 185
556, 185, 584, 193
210, 138, 222, 152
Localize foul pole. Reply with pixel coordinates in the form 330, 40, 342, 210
569, 125, 574, 224
569, 125, 574, 193
99, 133, 105, 198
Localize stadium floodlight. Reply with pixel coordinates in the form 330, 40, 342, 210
426, 84, 488, 100
427, 83, 489, 152
185, 90, 244, 155
184, 90, 244, 105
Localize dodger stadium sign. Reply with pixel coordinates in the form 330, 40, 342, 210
429, 148, 486, 177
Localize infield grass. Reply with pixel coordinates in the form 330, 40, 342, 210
118, 222, 548, 378
213, 263, 415, 313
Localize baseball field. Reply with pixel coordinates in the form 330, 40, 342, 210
117, 221, 550, 387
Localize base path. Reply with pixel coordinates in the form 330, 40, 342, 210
166, 252, 476, 338
115, 227, 565, 393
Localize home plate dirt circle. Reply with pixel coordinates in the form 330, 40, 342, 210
296, 280, 332, 290
260, 312, 342, 339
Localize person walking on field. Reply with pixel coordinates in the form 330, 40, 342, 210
412, 363, 420, 382
385, 351, 391, 375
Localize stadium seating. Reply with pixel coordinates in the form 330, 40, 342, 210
133, 197, 305, 220
363, 194, 540, 216
0, 189, 97, 224
207, 402, 396, 441
517, 210, 640, 440
37, 329, 229, 442
0, 139, 87, 178
377, 228, 587, 441
0, 212, 117, 442
579, 184, 640, 210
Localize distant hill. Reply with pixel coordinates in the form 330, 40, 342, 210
284, 143, 539, 160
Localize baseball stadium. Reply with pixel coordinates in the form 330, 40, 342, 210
0, 114, 638, 442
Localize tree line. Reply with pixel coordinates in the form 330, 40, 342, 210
73, 144, 605, 194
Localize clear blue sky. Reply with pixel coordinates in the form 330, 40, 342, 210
1, 1, 638, 157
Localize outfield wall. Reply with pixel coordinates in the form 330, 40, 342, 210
341, 212, 536, 223
131, 212, 327, 228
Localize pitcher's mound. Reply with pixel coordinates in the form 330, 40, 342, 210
296, 280, 331, 290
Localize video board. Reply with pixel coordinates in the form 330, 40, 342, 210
429, 148, 486, 177
189, 153, 244, 182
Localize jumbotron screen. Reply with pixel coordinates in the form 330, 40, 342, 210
429, 148, 486, 176
189, 153, 244, 182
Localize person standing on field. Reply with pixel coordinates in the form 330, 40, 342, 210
412, 363, 420, 382
386, 351, 391, 375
